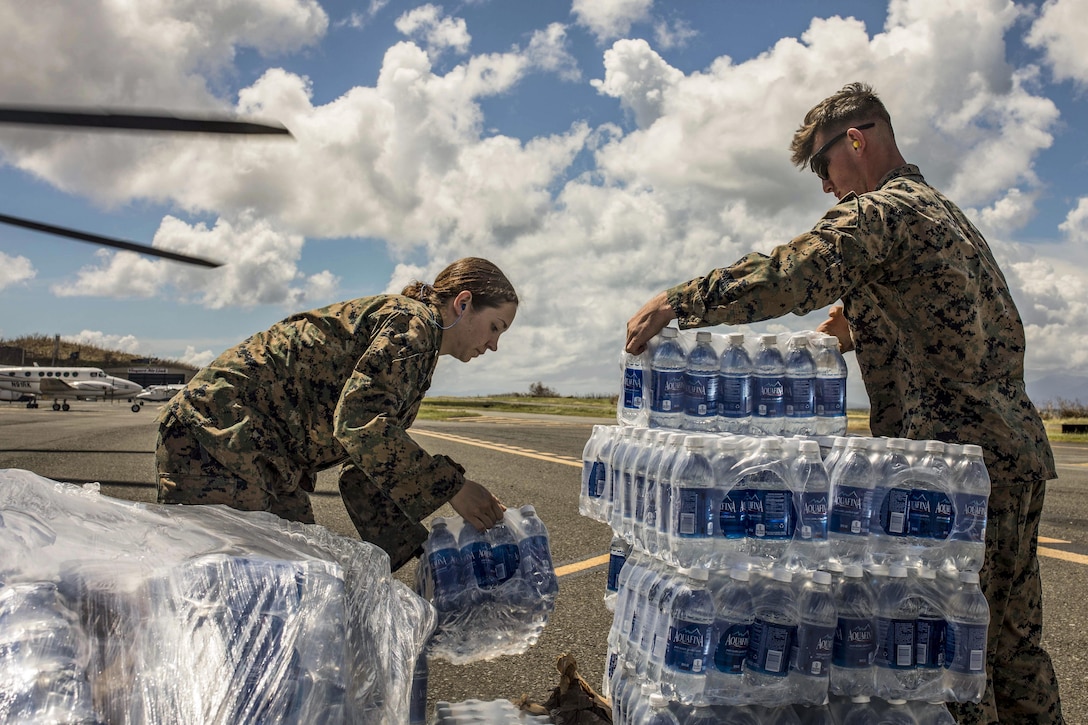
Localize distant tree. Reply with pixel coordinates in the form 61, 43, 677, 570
529, 381, 558, 398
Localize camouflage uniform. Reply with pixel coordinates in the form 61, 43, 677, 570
666, 165, 1063, 724
155, 295, 466, 570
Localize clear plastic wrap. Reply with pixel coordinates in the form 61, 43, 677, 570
0, 468, 436, 724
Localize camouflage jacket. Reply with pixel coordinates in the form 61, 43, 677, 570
666, 164, 1055, 486
158, 294, 465, 521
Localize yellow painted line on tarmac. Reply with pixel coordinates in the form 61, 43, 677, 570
1038, 536, 1070, 544
555, 554, 611, 577
1039, 547, 1088, 566
413, 429, 582, 468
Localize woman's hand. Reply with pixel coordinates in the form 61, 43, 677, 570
449, 479, 506, 531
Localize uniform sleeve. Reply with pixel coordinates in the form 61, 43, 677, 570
666, 195, 882, 328
333, 319, 465, 523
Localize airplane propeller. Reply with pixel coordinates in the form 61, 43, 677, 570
0, 105, 293, 268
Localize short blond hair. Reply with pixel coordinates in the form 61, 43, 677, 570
790, 82, 893, 168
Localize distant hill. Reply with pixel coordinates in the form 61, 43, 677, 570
0, 334, 196, 371
1026, 373, 1088, 409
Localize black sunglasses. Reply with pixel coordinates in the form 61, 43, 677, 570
809, 122, 875, 180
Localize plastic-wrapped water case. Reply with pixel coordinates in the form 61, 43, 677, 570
0, 468, 436, 724
416, 506, 559, 665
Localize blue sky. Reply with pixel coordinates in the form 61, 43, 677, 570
1, 0, 1086, 406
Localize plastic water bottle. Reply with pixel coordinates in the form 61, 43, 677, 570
613, 429, 646, 535
650, 327, 687, 429
634, 692, 680, 725
908, 441, 955, 569
943, 571, 988, 703
840, 695, 878, 725
684, 331, 720, 432
711, 436, 749, 569
459, 523, 496, 595
871, 438, 912, 567
662, 568, 715, 705
740, 437, 796, 564
624, 430, 656, 541
705, 567, 754, 705
794, 703, 835, 725
620, 351, 649, 426
488, 519, 521, 586
881, 699, 919, 725
813, 336, 848, 436
425, 519, 466, 612
783, 334, 816, 437
606, 535, 631, 612
719, 333, 753, 435
654, 433, 687, 564
517, 505, 559, 602
830, 564, 875, 697
911, 567, 947, 701
669, 436, 716, 569
949, 444, 989, 573
912, 701, 956, 725
744, 568, 799, 702
751, 334, 786, 435
874, 565, 919, 700
828, 438, 875, 566
822, 437, 848, 480
409, 650, 429, 725
580, 425, 610, 522
790, 440, 830, 572
606, 428, 633, 524
646, 567, 684, 685
791, 570, 837, 706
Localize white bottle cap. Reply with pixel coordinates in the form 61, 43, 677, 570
661, 326, 678, 338
964, 444, 984, 457
959, 571, 980, 584
684, 436, 706, 449
925, 440, 946, 453
729, 567, 751, 582
772, 568, 793, 583
760, 333, 777, 344
844, 564, 864, 578
812, 571, 832, 585
889, 565, 909, 578
799, 440, 820, 454
696, 330, 712, 342
728, 332, 745, 345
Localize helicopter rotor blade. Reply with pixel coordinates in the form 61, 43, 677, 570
0, 106, 291, 136
0, 213, 222, 268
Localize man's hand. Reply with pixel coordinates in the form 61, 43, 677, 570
817, 305, 854, 353
625, 291, 678, 354
449, 479, 506, 531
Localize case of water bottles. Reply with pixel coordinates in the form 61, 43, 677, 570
619, 327, 849, 438
0, 468, 435, 725
432, 699, 554, 724
415, 506, 559, 665
589, 325, 993, 724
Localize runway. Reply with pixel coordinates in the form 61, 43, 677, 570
1, 403, 1085, 719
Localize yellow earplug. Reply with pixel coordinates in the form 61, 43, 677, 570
853, 141, 860, 149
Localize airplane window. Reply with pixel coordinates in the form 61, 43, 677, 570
72, 372, 79, 378
38, 372, 44, 376
63, 372, 70, 377
24, 372, 31, 376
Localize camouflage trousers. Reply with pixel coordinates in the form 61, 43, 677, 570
947, 478, 1064, 725
156, 416, 427, 571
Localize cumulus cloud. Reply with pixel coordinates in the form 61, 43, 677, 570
1059, 197, 1088, 243
62, 330, 143, 355
178, 345, 217, 368
1027, 0, 1088, 85
571, 0, 653, 43
0, 252, 35, 290
52, 214, 335, 310
653, 18, 697, 50
527, 23, 582, 82
394, 4, 471, 56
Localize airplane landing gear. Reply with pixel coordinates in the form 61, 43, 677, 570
131, 404, 141, 412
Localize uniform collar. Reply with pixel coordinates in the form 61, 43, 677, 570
876, 163, 924, 190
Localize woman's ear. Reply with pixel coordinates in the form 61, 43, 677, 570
454, 290, 472, 314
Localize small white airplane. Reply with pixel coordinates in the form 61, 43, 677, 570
0, 364, 144, 411
134, 383, 186, 407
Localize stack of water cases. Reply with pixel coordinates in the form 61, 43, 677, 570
415, 506, 559, 665
0, 469, 435, 724
590, 329, 989, 724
